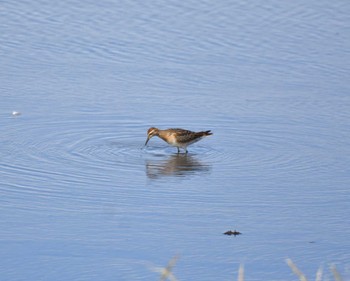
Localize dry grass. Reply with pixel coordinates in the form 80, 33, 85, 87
150, 255, 179, 281
151, 256, 345, 281
286, 258, 343, 281
237, 264, 244, 281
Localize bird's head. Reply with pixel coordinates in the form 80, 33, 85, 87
144, 127, 159, 146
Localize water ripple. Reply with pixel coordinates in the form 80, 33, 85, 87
0, 117, 149, 209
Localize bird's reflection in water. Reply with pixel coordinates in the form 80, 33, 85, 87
146, 154, 211, 179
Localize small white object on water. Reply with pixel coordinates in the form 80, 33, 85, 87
12, 111, 21, 116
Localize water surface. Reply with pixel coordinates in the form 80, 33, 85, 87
1, 0, 350, 280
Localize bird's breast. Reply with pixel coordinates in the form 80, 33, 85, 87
166, 134, 178, 146
158, 133, 177, 146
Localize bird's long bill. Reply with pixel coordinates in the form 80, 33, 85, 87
144, 136, 151, 147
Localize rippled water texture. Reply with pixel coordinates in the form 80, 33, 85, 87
1, 0, 350, 280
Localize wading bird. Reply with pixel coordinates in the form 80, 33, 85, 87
144, 127, 212, 153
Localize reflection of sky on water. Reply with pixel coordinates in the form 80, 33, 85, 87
1, 0, 350, 280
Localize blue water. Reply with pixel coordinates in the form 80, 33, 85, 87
1, 0, 350, 280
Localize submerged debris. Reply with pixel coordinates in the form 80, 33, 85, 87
224, 230, 241, 236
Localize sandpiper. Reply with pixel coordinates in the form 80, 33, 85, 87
144, 127, 212, 153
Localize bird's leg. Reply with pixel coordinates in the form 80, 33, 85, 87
185, 148, 188, 154
177, 147, 180, 154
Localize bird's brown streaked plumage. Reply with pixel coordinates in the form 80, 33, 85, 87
144, 127, 212, 153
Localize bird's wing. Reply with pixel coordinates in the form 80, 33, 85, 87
170, 129, 197, 143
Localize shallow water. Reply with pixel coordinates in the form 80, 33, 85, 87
1, 0, 350, 280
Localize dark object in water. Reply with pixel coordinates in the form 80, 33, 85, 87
224, 230, 241, 236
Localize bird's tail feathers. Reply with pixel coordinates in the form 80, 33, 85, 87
202, 130, 213, 136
